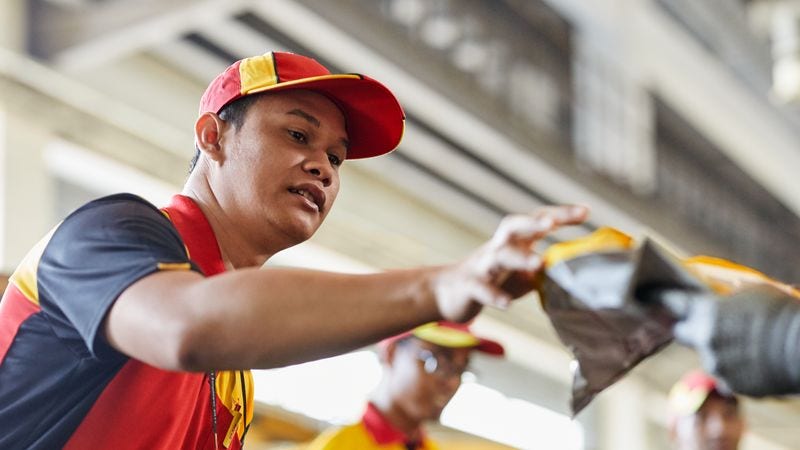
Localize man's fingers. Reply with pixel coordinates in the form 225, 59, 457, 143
492, 205, 589, 245
466, 279, 512, 310
491, 215, 553, 246
494, 247, 543, 272
534, 204, 589, 226
437, 204, 587, 322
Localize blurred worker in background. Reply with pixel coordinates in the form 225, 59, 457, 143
668, 370, 744, 450
306, 321, 504, 450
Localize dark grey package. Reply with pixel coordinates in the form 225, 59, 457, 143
538, 238, 709, 414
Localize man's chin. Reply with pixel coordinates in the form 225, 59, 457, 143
283, 220, 321, 244
429, 405, 447, 421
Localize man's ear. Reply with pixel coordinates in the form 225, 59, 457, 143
194, 112, 227, 163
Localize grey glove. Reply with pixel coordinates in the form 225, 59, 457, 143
666, 285, 800, 397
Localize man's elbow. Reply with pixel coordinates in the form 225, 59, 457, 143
170, 319, 220, 372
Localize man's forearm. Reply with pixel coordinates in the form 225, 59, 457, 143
107, 266, 443, 371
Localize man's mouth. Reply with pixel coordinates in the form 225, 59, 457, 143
288, 187, 324, 212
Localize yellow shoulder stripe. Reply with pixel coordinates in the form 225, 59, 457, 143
156, 262, 192, 271
9, 225, 60, 306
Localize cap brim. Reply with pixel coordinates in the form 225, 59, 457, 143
411, 323, 505, 356
474, 338, 505, 356
247, 74, 405, 160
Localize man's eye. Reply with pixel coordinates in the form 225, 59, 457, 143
288, 130, 307, 143
328, 154, 343, 166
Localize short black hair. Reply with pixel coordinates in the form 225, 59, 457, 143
188, 93, 268, 173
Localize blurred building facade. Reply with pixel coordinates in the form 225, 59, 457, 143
2, 0, 800, 448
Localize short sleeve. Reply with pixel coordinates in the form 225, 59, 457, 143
36, 194, 202, 359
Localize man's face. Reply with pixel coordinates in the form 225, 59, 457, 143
672, 394, 744, 450
389, 338, 472, 423
216, 89, 348, 253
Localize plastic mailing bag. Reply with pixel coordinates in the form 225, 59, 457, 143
537, 228, 708, 415
538, 227, 800, 415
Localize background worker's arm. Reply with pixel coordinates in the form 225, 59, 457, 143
104, 205, 587, 372
664, 285, 800, 396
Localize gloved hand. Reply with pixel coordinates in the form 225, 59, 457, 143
660, 285, 800, 397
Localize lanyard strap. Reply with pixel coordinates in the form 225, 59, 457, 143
210, 370, 250, 449
209, 371, 219, 450
239, 370, 251, 443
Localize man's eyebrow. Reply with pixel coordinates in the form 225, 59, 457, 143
288, 108, 350, 152
287, 109, 320, 127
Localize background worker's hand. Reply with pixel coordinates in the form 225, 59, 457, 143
669, 285, 800, 397
432, 205, 588, 323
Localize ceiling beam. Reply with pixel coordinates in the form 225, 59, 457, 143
29, 0, 253, 71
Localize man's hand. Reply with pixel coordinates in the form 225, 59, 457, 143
432, 205, 588, 323
671, 285, 800, 397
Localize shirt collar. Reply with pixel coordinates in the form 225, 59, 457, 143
362, 402, 427, 446
162, 194, 226, 276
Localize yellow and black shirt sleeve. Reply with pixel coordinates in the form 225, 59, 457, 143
35, 193, 201, 359
0, 193, 200, 449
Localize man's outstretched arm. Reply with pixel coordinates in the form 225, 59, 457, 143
104, 205, 588, 372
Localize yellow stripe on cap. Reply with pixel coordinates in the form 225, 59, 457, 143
412, 323, 480, 348
239, 53, 279, 94
668, 382, 710, 417
248, 73, 364, 93
544, 227, 635, 268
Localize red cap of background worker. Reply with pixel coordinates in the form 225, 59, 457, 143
199, 51, 405, 160
668, 370, 734, 417
381, 321, 505, 356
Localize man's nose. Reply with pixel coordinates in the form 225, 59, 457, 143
304, 154, 332, 187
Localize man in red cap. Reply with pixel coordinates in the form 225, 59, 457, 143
307, 321, 504, 450
0, 51, 587, 449
668, 370, 744, 450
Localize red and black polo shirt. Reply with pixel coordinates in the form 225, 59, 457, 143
0, 193, 253, 449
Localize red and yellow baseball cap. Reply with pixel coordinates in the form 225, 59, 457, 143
668, 370, 733, 417
199, 51, 405, 160
382, 321, 505, 356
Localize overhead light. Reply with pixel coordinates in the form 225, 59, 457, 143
389, 0, 428, 27
452, 39, 490, 72
420, 15, 462, 50
772, 55, 800, 102
769, 1, 800, 103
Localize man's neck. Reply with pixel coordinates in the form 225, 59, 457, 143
181, 179, 273, 269
370, 397, 425, 443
